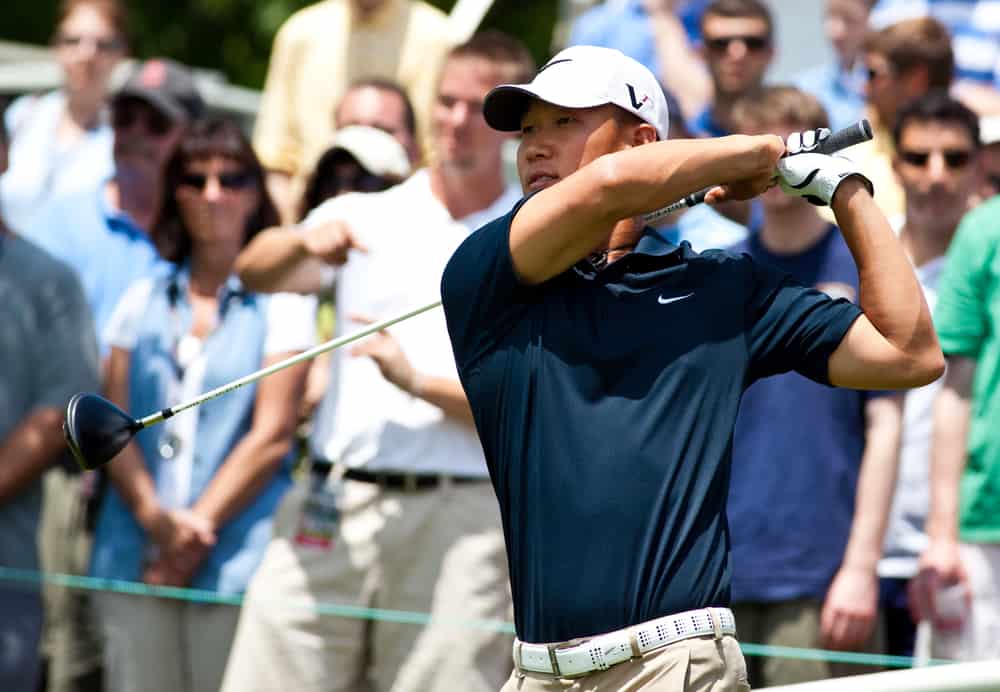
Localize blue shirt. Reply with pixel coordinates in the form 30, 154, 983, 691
728, 227, 875, 602
688, 106, 730, 139
89, 269, 296, 594
792, 61, 867, 132
19, 181, 170, 352
568, 0, 708, 78
870, 0, 1000, 87
441, 202, 862, 643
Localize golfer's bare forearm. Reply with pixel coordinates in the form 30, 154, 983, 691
511, 135, 782, 284
0, 408, 67, 505
829, 180, 944, 386
841, 395, 903, 570
927, 358, 974, 543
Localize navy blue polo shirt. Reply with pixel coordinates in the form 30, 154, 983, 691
440, 200, 862, 644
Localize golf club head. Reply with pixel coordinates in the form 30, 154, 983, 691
63, 393, 140, 471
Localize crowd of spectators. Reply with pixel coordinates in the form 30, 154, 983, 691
3, 0, 1000, 690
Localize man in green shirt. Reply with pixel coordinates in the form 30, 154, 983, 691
911, 195, 1000, 660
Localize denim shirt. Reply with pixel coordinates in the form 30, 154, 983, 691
89, 268, 301, 594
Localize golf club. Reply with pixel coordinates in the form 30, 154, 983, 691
641, 118, 874, 225
64, 299, 442, 470
64, 119, 876, 471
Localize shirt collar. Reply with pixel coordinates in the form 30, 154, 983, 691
349, 0, 405, 27
168, 262, 247, 306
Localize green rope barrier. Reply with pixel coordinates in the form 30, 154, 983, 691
0, 567, 957, 669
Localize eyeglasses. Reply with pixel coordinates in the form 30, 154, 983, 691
178, 172, 257, 192
899, 149, 973, 169
705, 35, 770, 53
56, 34, 125, 53
112, 100, 172, 137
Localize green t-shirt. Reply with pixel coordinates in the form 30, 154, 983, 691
935, 196, 1000, 542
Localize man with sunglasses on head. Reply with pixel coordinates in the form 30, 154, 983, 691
21, 58, 204, 353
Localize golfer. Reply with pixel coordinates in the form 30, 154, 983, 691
440, 45, 943, 691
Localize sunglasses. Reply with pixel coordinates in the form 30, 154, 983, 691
705, 35, 770, 53
899, 149, 973, 169
112, 100, 172, 137
179, 172, 257, 192
56, 34, 125, 53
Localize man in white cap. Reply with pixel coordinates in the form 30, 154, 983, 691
439, 44, 943, 689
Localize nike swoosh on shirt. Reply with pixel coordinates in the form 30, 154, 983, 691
657, 293, 694, 305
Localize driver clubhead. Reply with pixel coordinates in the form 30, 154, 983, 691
64, 393, 140, 470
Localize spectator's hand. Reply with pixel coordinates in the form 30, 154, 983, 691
820, 563, 878, 650
909, 539, 971, 629
143, 509, 215, 587
349, 314, 420, 394
703, 134, 784, 204
301, 220, 367, 266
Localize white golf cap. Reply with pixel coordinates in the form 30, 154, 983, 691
483, 45, 669, 140
321, 125, 411, 179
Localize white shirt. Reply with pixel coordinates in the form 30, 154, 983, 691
308, 169, 521, 476
880, 255, 945, 579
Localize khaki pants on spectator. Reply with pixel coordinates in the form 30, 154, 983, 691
732, 599, 884, 688
221, 477, 512, 692
500, 634, 749, 692
915, 543, 1000, 661
38, 468, 103, 691
95, 592, 240, 692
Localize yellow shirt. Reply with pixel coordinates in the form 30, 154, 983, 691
253, 0, 454, 177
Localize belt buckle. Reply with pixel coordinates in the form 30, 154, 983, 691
546, 644, 562, 677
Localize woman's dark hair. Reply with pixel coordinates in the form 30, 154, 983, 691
154, 117, 279, 264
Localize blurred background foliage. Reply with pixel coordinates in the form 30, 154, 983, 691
4, 0, 559, 88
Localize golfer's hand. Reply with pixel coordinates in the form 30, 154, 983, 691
820, 563, 877, 650
909, 539, 971, 629
301, 220, 367, 266
349, 314, 420, 395
703, 134, 784, 204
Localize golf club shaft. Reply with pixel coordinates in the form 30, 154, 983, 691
641, 118, 874, 225
135, 299, 443, 429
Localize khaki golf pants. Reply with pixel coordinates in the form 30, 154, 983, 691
221, 476, 513, 692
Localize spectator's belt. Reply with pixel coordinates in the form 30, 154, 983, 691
341, 467, 487, 491
514, 607, 737, 679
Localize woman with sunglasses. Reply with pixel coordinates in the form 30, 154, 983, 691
88, 118, 316, 692
0, 0, 127, 234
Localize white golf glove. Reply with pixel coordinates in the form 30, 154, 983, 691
776, 152, 873, 206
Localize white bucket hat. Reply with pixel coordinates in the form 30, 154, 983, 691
483, 45, 669, 140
